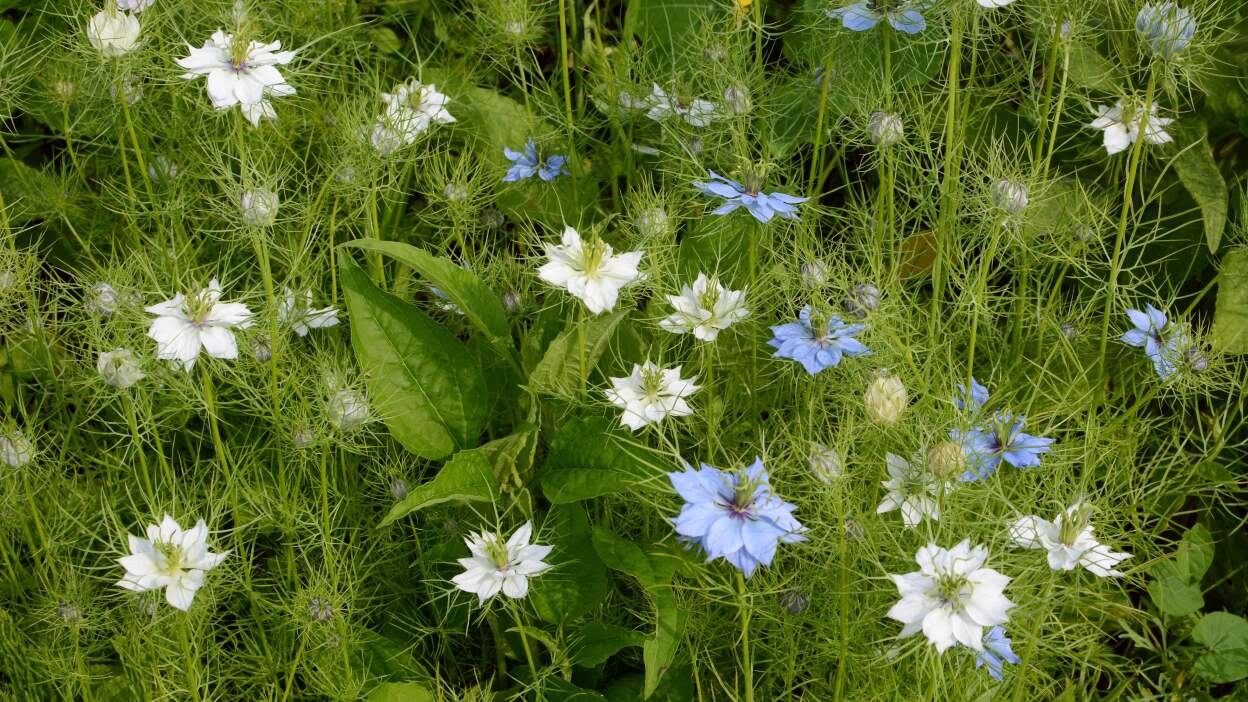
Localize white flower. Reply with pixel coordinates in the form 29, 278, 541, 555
87, 9, 140, 57
278, 288, 339, 336
537, 226, 644, 315
116, 515, 229, 611
877, 453, 941, 528
1088, 100, 1174, 155
86, 282, 120, 316
993, 179, 1029, 214
144, 279, 253, 371
976, 0, 1016, 7
659, 273, 749, 342
370, 81, 455, 156
0, 430, 34, 468
604, 361, 699, 432
887, 540, 1015, 653
240, 188, 279, 227
808, 442, 844, 483
644, 84, 719, 127
98, 348, 145, 388
868, 111, 904, 146
864, 374, 907, 425
176, 30, 296, 127
328, 389, 369, 431
117, 0, 153, 11
452, 522, 553, 603
1009, 503, 1132, 577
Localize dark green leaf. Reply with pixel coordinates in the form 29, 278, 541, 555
572, 622, 647, 667
1193, 613, 1248, 683
1174, 523, 1215, 585
539, 417, 665, 503
529, 309, 629, 397
591, 526, 657, 587
531, 504, 609, 625
1148, 575, 1204, 617
1212, 248, 1248, 355
1171, 123, 1227, 254
366, 682, 435, 702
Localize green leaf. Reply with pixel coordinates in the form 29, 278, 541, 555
378, 431, 534, 527
366, 682, 435, 702
539, 417, 665, 503
1066, 41, 1125, 93
341, 240, 515, 365
530, 503, 609, 625
1193, 612, 1248, 683
591, 526, 657, 587
529, 309, 629, 397
1172, 123, 1228, 254
1148, 575, 1204, 617
643, 584, 687, 698
339, 257, 487, 459
1174, 524, 1215, 584
1212, 248, 1248, 355
572, 622, 647, 667
623, 0, 717, 68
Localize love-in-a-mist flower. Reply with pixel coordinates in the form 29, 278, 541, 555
1136, 2, 1196, 59
868, 111, 904, 146
328, 388, 369, 431
87, 8, 141, 57
993, 180, 1028, 214
659, 273, 749, 342
117, 0, 153, 11
605, 362, 699, 432
809, 442, 844, 483
537, 226, 644, 315
1009, 503, 1132, 577
116, 515, 229, 611
98, 349, 145, 388
887, 540, 1015, 653
86, 282, 120, 316
975, 627, 1020, 680
0, 430, 34, 468
240, 188, 278, 227
1120, 304, 1191, 380
769, 306, 870, 375
827, 1, 927, 34
955, 376, 990, 411
176, 30, 296, 127
1087, 101, 1173, 155
694, 171, 807, 224
843, 282, 880, 318
877, 452, 941, 528
278, 288, 339, 336
503, 138, 569, 182
669, 458, 806, 578
864, 374, 907, 425
370, 80, 455, 156
452, 522, 552, 603
145, 280, 253, 371
644, 84, 720, 127
976, 0, 1016, 7
952, 412, 1054, 481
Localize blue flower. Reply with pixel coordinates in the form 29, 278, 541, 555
955, 377, 990, 411
503, 138, 569, 182
1120, 304, 1194, 380
669, 458, 806, 578
952, 412, 1054, 481
975, 626, 1020, 681
827, 1, 927, 34
1136, 2, 1196, 59
769, 306, 870, 375
694, 171, 808, 224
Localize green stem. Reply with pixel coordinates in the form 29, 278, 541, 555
737, 570, 754, 702
929, 12, 965, 341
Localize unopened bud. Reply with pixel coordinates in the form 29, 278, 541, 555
867, 111, 904, 147
993, 179, 1028, 214
778, 588, 809, 614
240, 188, 279, 227
808, 442, 843, 484
864, 374, 906, 425
97, 348, 145, 388
843, 283, 880, 318
927, 441, 965, 479
800, 259, 828, 288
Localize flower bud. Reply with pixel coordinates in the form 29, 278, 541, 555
993, 179, 1028, 214
147, 155, 179, 183
292, 428, 316, 448
117, 0, 154, 12
634, 207, 671, 238
844, 517, 865, 542
58, 599, 82, 624
808, 442, 843, 483
443, 183, 469, 202
800, 259, 828, 288
927, 441, 965, 479
87, 9, 141, 58
97, 348, 145, 388
1136, 2, 1196, 59
723, 85, 751, 114
867, 111, 904, 146
864, 374, 906, 425
1184, 346, 1209, 373
308, 597, 334, 622
328, 389, 369, 431
86, 282, 120, 316
240, 188, 279, 227
502, 290, 523, 314
111, 75, 143, 105
391, 478, 408, 500
778, 588, 809, 614
253, 336, 272, 362
480, 208, 505, 230
1060, 323, 1079, 341
843, 283, 880, 318
0, 430, 34, 468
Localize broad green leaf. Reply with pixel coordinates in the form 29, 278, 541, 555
1147, 575, 1204, 617
339, 257, 487, 459
341, 240, 516, 365
1172, 123, 1227, 254
1212, 248, 1248, 355
591, 526, 657, 587
530, 503, 609, 625
643, 584, 687, 698
1193, 612, 1248, 683
1066, 41, 1125, 93
378, 431, 534, 527
572, 622, 647, 667
1195, 649, 1248, 685
623, 0, 718, 68
1174, 523, 1215, 584
539, 417, 665, 503
366, 682, 435, 702
529, 309, 629, 397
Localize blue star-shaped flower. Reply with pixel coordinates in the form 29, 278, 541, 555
827, 1, 927, 34
669, 458, 806, 578
952, 412, 1054, 482
503, 138, 569, 182
769, 306, 870, 375
694, 171, 807, 224
1120, 304, 1190, 380
975, 626, 1020, 681
955, 377, 990, 411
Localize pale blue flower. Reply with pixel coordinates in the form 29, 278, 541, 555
769, 306, 870, 375
955, 377, 990, 411
975, 626, 1020, 681
952, 412, 1054, 482
669, 458, 806, 578
503, 138, 569, 182
694, 171, 807, 224
1136, 2, 1196, 58
1121, 304, 1190, 380
827, 1, 927, 34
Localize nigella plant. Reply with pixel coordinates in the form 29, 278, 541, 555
769, 306, 870, 375
955, 377, 990, 412
952, 412, 1055, 482
694, 171, 807, 224
503, 138, 569, 182
975, 627, 1020, 681
827, 1, 928, 34
1136, 2, 1196, 59
1120, 304, 1192, 380
669, 458, 806, 578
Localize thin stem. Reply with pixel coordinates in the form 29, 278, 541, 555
737, 570, 754, 702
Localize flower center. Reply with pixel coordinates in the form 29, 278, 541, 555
155, 541, 185, 577
697, 282, 722, 313
184, 290, 215, 326
580, 239, 607, 275
484, 534, 511, 571
1058, 506, 1092, 547
640, 366, 666, 399
935, 575, 969, 610
229, 35, 252, 72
